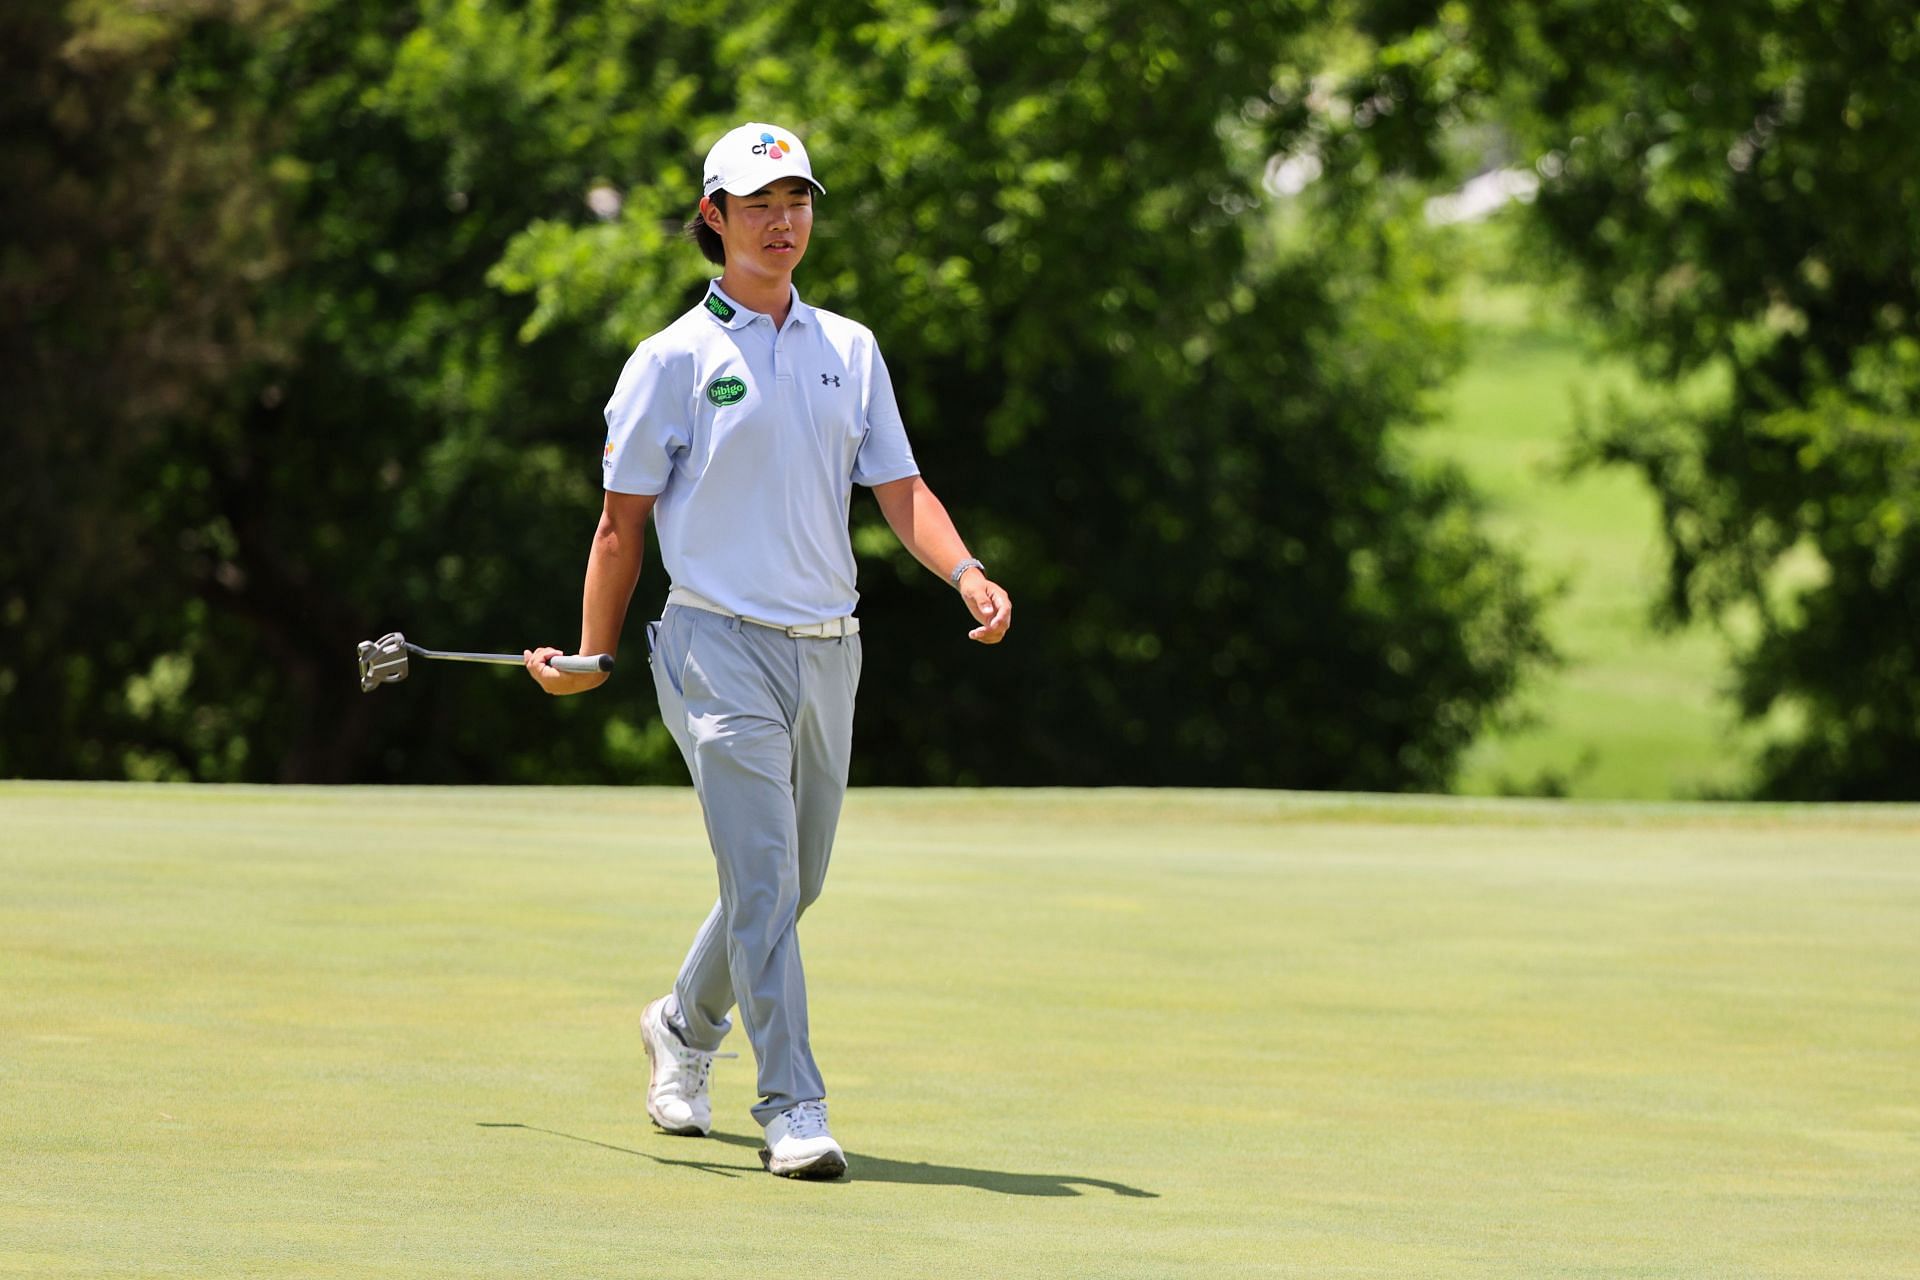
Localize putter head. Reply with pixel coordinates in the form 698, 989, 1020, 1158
356, 631, 410, 693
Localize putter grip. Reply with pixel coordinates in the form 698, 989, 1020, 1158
549, 653, 615, 675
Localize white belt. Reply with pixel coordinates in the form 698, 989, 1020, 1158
666, 586, 860, 638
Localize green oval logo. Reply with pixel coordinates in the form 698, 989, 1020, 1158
706, 375, 747, 407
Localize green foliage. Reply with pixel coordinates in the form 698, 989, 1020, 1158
4, 0, 1549, 788
1354, 0, 1920, 797
6, 0, 694, 781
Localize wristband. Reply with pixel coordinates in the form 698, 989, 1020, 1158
947, 557, 985, 589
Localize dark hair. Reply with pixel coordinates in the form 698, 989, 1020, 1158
684, 192, 727, 265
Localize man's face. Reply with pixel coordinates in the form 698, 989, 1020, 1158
705, 178, 814, 276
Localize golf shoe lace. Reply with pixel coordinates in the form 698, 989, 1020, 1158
785, 1099, 830, 1140
670, 1042, 737, 1092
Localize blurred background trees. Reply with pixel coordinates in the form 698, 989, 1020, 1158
7, 0, 1915, 796
1353, 0, 1920, 798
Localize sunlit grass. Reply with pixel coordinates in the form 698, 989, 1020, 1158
6, 785, 1917, 1278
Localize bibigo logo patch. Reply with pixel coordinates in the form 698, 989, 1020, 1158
706, 375, 748, 406
751, 132, 794, 159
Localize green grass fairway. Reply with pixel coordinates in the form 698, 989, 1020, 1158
1420, 306, 1755, 800
5, 785, 1917, 1278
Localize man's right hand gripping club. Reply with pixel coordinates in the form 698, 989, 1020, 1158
524, 646, 612, 696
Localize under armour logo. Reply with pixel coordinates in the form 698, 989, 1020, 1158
821, 374, 841, 387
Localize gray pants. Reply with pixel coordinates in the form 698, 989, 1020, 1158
647, 604, 861, 1124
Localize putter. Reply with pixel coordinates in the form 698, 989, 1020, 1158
356, 631, 614, 693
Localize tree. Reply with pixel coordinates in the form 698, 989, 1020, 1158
5, 0, 1550, 790
6, 0, 701, 781
1354, 0, 1920, 797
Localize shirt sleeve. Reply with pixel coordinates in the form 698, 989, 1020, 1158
602, 345, 688, 495
851, 342, 921, 488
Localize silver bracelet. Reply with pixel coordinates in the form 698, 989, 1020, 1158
947, 557, 985, 589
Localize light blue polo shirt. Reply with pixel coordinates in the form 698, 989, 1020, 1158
602, 281, 920, 626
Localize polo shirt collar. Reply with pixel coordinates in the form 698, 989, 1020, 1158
703, 280, 813, 329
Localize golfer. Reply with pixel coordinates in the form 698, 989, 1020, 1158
524, 122, 1011, 1179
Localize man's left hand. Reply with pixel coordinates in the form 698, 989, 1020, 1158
960, 573, 1012, 644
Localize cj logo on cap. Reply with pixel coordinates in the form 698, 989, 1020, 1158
752, 132, 794, 159
707, 376, 748, 406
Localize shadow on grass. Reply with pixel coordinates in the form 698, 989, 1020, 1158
479, 1123, 1156, 1198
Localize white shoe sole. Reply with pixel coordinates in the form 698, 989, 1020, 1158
641, 1000, 710, 1137
646, 1102, 706, 1136
759, 1146, 848, 1180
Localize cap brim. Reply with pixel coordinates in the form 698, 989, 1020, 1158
717, 162, 825, 197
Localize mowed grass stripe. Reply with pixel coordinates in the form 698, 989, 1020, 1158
3, 784, 1916, 1278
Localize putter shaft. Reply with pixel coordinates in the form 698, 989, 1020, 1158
405, 642, 613, 674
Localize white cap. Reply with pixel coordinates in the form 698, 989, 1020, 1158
701, 122, 825, 199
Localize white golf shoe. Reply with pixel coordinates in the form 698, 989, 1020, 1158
640, 996, 730, 1136
759, 1100, 847, 1179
